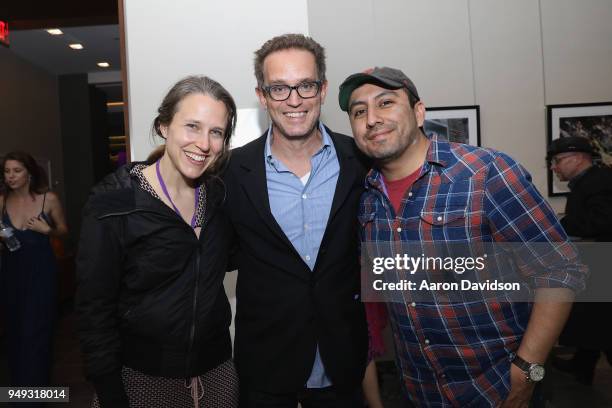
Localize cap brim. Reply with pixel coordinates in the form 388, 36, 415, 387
546, 146, 595, 160
338, 74, 403, 112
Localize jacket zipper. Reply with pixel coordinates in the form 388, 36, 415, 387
185, 245, 200, 377
186, 190, 210, 377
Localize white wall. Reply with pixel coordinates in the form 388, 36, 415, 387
309, 0, 476, 136
540, 0, 612, 104
123, 0, 309, 160
468, 0, 548, 201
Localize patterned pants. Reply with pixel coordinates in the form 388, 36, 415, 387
91, 359, 238, 408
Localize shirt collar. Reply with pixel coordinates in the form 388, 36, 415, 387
425, 133, 451, 168
365, 132, 449, 190
265, 122, 331, 163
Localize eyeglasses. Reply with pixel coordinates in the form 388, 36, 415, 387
262, 81, 322, 101
550, 154, 575, 166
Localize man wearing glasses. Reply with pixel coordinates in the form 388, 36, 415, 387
223, 34, 368, 407
547, 136, 612, 385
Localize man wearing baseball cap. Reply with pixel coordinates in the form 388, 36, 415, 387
340, 67, 586, 407
547, 136, 612, 385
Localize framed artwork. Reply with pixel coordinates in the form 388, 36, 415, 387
547, 102, 612, 196
424, 105, 480, 146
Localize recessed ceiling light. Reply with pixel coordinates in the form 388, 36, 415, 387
46, 28, 63, 35
69, 43, 84, 50
97, 62, 110, 68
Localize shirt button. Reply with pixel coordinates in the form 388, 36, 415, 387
304, 223, 309, 230
411, 302, 416, 307
302, 194, 307, 199
424, 339, 430, 345
408, 192, 413, 197
305, 255, 311, 261
396, 227, 402, 232
436, 216, 443, 222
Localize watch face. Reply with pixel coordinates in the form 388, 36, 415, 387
529, 364, 545, 382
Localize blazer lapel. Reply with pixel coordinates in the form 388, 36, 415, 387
328, 129, 360, 222
235, 133, 298, 253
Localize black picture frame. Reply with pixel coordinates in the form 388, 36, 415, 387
546, 102, 612, 196
424, 105, 481, 146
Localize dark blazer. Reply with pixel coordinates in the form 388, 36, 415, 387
223, 127, 369, 393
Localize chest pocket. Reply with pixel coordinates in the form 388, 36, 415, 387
419, 205, 485, 242
420, 206, 467, 226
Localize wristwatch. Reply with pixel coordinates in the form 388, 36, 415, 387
510, 353, 545, 382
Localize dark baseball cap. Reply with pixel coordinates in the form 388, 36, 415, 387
338, 67, 420, 112
546, 136, 595, 160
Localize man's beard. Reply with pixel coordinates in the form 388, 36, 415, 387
365, 125, 417, 163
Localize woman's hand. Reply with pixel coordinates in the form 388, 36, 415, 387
25, 215, 52, 235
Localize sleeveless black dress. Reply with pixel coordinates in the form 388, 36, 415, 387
1, 193, 57, 389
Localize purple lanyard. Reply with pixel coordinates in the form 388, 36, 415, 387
156, 159, 200, 228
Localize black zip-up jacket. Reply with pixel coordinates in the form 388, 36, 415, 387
75, 164, 232, 407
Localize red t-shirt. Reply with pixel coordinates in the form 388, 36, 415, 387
382, 167, 421, 214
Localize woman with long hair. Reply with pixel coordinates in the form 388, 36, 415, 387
75, 75, 239, 408
0, 151, 68, 390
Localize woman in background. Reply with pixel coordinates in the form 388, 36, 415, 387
76, 75, 238, 408
0, 151, 68, 391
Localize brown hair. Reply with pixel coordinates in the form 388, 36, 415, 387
1, 151, 48, 197
151, 75, 237, 175
146, 145, 166, 163
254, 33, 326, 87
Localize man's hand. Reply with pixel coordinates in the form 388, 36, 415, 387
500, 363, 535, 408
500, 289, 574, 407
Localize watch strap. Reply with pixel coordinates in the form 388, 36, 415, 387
510, 353, 531, 372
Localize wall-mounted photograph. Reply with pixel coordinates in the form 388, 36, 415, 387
547, 102, 612, 196
424, 105, 480, 146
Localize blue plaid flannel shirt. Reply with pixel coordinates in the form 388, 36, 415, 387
359, 135, 586, 407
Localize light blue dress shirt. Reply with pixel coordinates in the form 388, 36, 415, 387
264, 123, 339, 388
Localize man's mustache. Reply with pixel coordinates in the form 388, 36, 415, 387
365, 124, 394, 140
